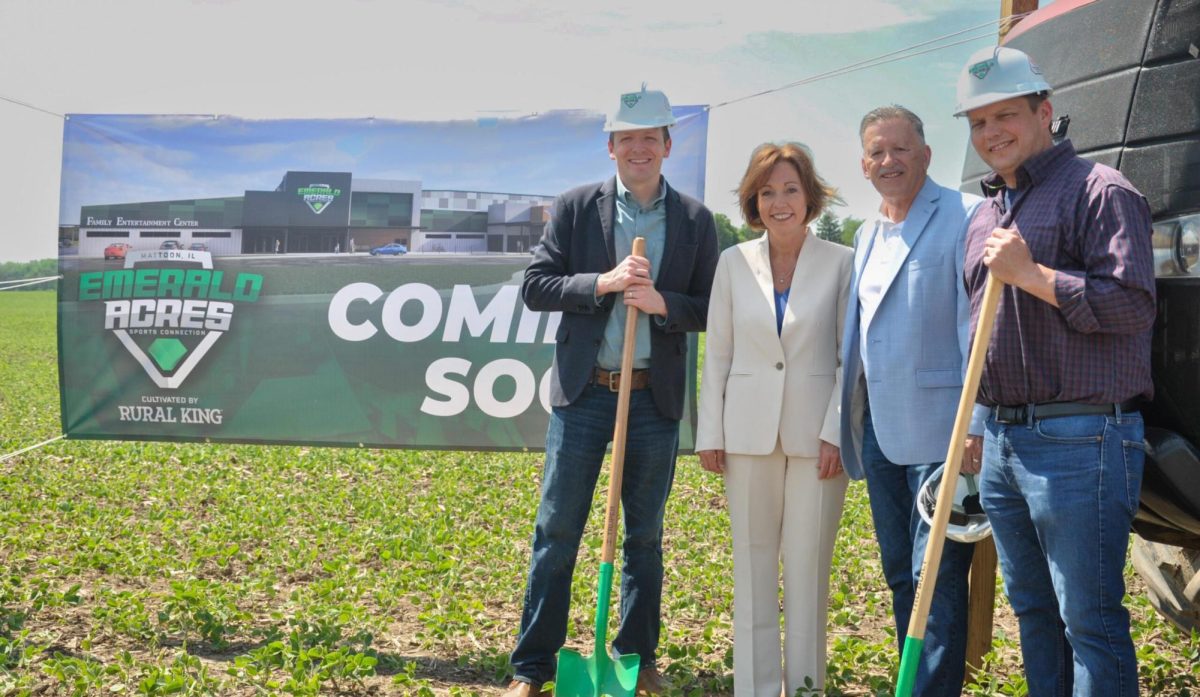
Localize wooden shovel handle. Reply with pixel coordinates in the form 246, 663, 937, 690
908, 274, 1003, 638
601, 237, 646, 565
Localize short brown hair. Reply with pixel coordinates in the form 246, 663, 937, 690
608, 127, 671, 146
736, 142, 839, 231
1024, 92, 1049, 112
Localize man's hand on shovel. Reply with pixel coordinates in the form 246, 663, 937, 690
621, 277, 665, 317
983, 226, 1058, 307
599, 254, 666, 316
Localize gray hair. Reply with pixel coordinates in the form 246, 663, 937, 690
859, 105, 925, 144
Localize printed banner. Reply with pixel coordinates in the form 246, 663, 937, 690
57, 110, 709, 450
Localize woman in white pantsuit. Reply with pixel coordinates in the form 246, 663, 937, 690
696, 142, 851, 697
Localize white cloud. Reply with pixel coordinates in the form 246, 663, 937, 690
0, 0, 994, 261
423, 0, 926, 39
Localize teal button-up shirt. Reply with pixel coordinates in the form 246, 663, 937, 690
596, 176, 667, 371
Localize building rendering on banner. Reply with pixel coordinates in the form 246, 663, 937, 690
74, 171, 554, 258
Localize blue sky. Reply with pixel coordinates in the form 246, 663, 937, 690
0, 0, 1025, 262
59, 107, 710, 221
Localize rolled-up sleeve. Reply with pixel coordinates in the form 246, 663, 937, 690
1054, 184, 1155, 335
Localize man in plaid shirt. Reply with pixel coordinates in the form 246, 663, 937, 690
956, 46, 1155, 696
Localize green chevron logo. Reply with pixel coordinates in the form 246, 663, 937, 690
969, 58, 996, 80
78, 252, 263, 389
297, 183, 342, 215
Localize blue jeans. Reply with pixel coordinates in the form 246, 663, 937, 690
981, 411, 1144, 697
510, 384, 680, 685
861, 408, 973, 697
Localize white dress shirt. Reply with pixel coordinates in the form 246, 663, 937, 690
857, 218, 906, 362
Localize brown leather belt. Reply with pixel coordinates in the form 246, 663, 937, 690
592, 368, 650, 391
992, 399, 1141, 425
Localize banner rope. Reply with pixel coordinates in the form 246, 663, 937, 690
707, 12, 1031, 111
0, 93, 63, 119
0, 275, 61, 290
0, 434, 66, 463
0, 12, 1032, 123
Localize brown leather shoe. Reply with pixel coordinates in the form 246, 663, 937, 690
501, 679, 551, 697
635, 666, 672, 695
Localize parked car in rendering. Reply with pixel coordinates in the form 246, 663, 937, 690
103, 242, 132, 260
159, 240, 183, 250
188, 242, 209, 252
369, 243, 408, 256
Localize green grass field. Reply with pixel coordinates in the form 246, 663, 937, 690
2, 289, 1198, 695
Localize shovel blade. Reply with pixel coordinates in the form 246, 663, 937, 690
554, 648, 640, 697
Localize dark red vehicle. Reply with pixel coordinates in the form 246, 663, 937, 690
103, 242, 132, 260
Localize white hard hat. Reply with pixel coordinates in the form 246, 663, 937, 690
603, 83, 677, 132
917, 463, 992, 544
953, 45, 1052, 117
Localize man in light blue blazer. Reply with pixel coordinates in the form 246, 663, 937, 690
839, 105, 983, 697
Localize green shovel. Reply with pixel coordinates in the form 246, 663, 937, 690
554, 238, 646, 697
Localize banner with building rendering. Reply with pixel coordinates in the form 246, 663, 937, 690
57, 109, 709, 450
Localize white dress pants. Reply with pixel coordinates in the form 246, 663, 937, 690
724, 441, 848, 697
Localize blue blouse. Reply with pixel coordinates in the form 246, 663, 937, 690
774, 287, 790, 336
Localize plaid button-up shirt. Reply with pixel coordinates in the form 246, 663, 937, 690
963, 139, 1155, 407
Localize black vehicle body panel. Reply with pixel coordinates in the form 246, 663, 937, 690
961, 0, 1200, 547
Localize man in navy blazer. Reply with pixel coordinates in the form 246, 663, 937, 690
505, 86, 718, 697
839, 106, 984, 697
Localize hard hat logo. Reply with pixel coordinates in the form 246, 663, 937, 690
604, 84, 677, 132
953, 45, 1053, 117
969, 58, 996, 80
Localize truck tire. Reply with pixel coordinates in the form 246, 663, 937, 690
1132, 537, 1200, 633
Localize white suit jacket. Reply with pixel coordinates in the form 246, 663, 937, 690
839, 177, 984, 479
695, 234, 852, 457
